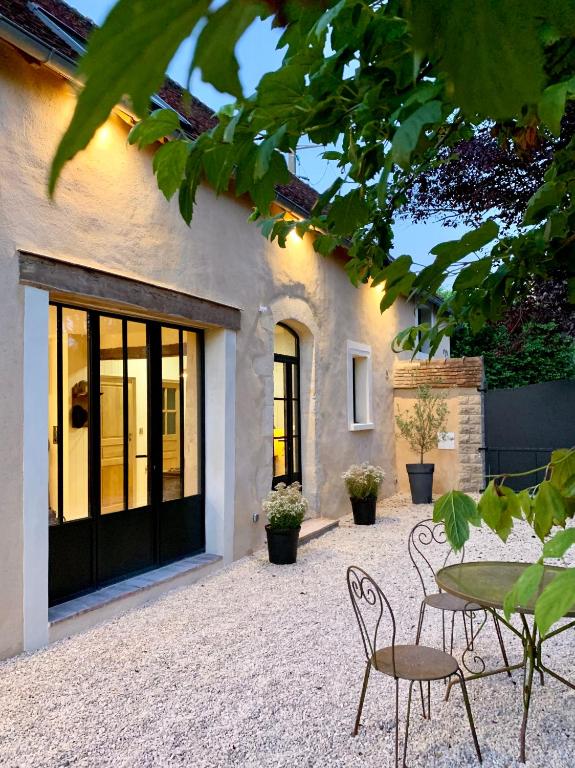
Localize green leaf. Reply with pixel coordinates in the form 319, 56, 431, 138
503, 563, 544, 620
410, 0, 550, 119
202, 143, 235, 193
518, 489, 535, 524
193, 1, 267, 98
178, 147, 203, 225
327, 189, 370, 235
50, 0, 211, 193
250, 151, 290, 214
255, 125, 288, 181
478, 481, 502, 532
523, 182, 566, 226
543, 529, 575, 559
535, 568, 575, 637
550, 449, 575, 493
152, 140, 191, 200
312, 234, 338, 257
433, 490, 478, 551
538, 77, 575, 135
431, 220, 500, 261
391, 101, 442, 168
452, 257, 493, 291
534, 481, 566, 540
128, 109, 180, 148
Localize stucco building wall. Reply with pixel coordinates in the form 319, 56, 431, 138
0, 41, 446, 658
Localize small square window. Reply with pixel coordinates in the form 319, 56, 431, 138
417, 306, 433, 354
347, 341, 374, 431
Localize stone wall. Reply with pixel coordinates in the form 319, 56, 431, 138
393, 357, 485, 495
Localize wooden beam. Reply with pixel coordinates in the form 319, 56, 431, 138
19, 251, 241, 331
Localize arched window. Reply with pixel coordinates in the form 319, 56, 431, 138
273, 323, 302, 488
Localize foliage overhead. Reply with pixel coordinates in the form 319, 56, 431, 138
48, 0, 575, 631
395, 385, 448, 463
452, 320, 575, 389
433, 449, 575, 637
50, 0, 575, 361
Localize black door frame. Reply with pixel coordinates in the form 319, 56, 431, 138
273, 323, 302, 488
48, 302, 205, 605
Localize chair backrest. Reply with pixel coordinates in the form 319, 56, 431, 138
408, 518, 464, 597
346, 565, 396, 674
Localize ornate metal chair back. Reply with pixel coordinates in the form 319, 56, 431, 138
347, 565, 396, 674
408, 519, 464, 597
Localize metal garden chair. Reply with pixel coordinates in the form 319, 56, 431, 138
347, 565, 482, 767
409, 519, 509, 668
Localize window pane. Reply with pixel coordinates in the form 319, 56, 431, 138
273, 361, 284, 398
62, 308, 89, 521
273, 438, 286, 478
100, 316, 125, 514
162, 327, 181, 501
48, 306, 59, 524
274, 324, 297, 357
182, 331, 200, 497
127, 321, 148, 509
273, 399, 285, 438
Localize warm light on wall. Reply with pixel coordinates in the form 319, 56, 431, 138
288, 228, 303, 244
92, 122, 112, 148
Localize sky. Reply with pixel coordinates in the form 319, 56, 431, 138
67, 1, 468, 272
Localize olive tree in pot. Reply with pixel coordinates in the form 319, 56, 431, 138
342, 463, 385, 525
263, 482, 308, 564
395, 386, 448, 504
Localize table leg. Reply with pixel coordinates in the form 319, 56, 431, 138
518, 615, 537, 763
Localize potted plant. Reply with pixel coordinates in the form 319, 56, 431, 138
342, 462, 385, 525
395, 385, 448, 504
263, 482, 308, 564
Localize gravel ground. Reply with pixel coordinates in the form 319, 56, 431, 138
0, 496, 574, 768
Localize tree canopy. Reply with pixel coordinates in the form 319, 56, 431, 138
48, 0, 575, 632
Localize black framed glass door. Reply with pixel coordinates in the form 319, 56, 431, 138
273, 323, 302, 487
48, 303, 204, 605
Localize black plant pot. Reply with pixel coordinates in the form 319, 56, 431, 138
265, 525, 301, 564
350, 497, 377, 525
406, 463, 435, 504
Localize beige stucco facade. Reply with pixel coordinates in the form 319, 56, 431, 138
0, 41, 451, 659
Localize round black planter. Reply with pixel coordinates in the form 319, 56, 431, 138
265, 525, 301, 564
350, 496, 377, 525
406, 463, 434, 504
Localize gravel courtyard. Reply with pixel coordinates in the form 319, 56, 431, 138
0, 496, 573, 768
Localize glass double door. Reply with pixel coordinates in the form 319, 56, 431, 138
48, 305, 204, 605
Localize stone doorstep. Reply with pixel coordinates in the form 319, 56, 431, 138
49, 553, 222, 628
299, 517, 339, 545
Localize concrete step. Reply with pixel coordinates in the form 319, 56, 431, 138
299, 517, 339, 546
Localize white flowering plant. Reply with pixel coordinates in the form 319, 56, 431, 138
342, 462, 385, 500
263, 482, 308, 530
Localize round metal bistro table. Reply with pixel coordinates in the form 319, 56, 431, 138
436, 561, 575, 763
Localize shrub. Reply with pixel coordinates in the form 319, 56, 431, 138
263, 482, 308, 530
342, 462, 385, 500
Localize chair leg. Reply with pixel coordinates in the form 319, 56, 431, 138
492, 613, 511, 677
403, 681, 414, 768
418, 682, 427, 719
416, 601, 426, 645
456, 670, 482, 764
450, 611, 456, 655
353, 661, 371, 736
395, 678, 400, 768
442, 611, 446, 653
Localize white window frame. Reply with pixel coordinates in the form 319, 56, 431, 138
346, 341, 374, 431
